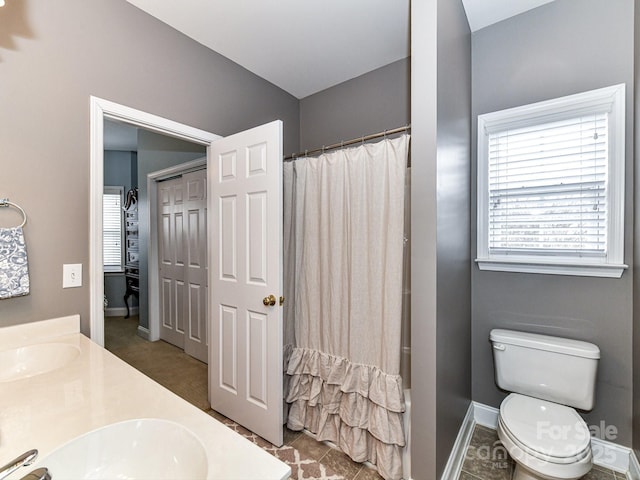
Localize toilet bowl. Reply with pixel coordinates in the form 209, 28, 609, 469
490, 329, 600, 480
497, 394, 592, 480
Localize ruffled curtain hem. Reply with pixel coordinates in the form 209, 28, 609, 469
285, 347, 405, 480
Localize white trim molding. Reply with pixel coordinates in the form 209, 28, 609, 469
629, 448, 640, 480
89, 96, 220, 347
472, 401, 499, 428
476, 258, 628, 278
137, 325, 151, 341
440, 401, 476, 480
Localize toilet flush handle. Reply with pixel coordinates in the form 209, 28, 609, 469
493, 343, 506, 351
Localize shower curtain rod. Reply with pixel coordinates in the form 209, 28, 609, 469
283, 124, 411, 161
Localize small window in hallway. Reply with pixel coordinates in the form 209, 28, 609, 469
103, 186, 124, 272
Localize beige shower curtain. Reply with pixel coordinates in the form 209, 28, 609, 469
283, 134, 409, 480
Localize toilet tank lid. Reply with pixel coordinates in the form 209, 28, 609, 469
490, 329, 600, 359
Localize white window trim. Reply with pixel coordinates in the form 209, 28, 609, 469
103, 185, 125, 274
476, 84, 627, 278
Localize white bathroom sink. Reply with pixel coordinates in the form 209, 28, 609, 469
32, 419, 208, 480
0, 343, 80, 382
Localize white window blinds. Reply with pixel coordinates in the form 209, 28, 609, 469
476, 84, 626, 277
488, 113, 608, 256
103, 187, 124, 271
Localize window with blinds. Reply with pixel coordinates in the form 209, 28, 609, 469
103, 186, 124, 272
489, 113, 607, 255
477, 84, 626, 278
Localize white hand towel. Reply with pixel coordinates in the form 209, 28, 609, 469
0, 226, 30, 299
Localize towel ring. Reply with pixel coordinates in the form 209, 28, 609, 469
0, 199, 27, 228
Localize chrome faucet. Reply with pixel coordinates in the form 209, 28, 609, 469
0, 450, 38, 480
19, 468, 51, 480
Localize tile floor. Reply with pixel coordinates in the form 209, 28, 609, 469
458, 424, 627, 480
104, 317, 631, 480
105, 315, 383, 480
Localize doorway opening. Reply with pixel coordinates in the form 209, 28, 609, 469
89, 96, 219, 348
149, 159, 208, 363
92, 99, 287, 450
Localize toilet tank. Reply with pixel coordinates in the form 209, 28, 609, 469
490, 329, 600, 410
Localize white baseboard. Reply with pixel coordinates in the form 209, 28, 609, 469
472, 401, 499, 428
104, 307, 139, 317
137, 325, 150, 340
471, 401, 633, 476
628, 448, 640, 480
591, 437, 631, 474
440, 401, 476, 480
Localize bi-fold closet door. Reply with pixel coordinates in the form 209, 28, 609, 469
157, 169, 208, 363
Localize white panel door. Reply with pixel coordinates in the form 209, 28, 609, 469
158, 170, 208, 363
158, 176, 186, 349
183, 170, 208, 363
208, 120, 283, 447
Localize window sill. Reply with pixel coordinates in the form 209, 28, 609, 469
104, 269, 125, 276
475, 258, 628, 278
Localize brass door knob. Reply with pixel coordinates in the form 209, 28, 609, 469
263, 294, 276, 306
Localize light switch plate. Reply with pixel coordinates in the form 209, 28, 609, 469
63, 264, 82, 288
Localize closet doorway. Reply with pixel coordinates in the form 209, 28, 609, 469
156, 168, 208, 363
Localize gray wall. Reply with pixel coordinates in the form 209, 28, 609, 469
435, 0, 472, 474
411, 0, 439, 474
471, 0, 635, 446
411, 0, 472, 477
298, 58, 410, 152
634, 0, 640, 458
104, 150, 137, 310
136, 130, 206, 330
0, 0, 299, 333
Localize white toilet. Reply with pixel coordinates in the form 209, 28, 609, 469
490, 329, 600, 480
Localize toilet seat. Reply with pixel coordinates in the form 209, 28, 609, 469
499, 394, 591, 463
499, 416, 591, 465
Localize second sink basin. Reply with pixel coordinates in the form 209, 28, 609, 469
0, 343, 80, 382
32, 418, 209, 479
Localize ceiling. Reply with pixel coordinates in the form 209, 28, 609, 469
104, 120, 138, 151
108, 1, 557, 149
461, 0, 556, 32
124, 0, 555, 100
126, 0, 410, 100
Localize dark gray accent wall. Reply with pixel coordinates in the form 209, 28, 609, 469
104, 150, 137, 310
435, 0, 472, 475
298, 58, 410, 152
136, 130, 206, 330
472, 0, 635, 446
412, 0, 472, 477
0, 0, 299, 333
633, 0, 640, 458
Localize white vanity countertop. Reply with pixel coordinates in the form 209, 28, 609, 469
0, 315, 290, 480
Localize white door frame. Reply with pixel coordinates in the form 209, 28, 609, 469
89, 96, 220, 346
147, 157, 207, 342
